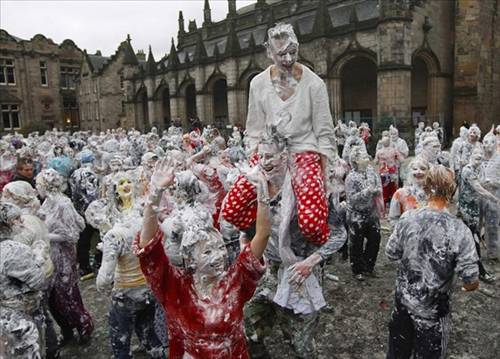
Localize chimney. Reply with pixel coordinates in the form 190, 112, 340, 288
136, 49, 146, 61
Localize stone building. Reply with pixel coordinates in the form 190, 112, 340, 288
0, 29, 82, 133
77, 37, 147, 132
117, 0, 498, 146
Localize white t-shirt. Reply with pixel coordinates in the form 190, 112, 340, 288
245, 65, 336, 159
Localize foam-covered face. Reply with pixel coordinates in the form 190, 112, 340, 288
218, 150, 231, 165
410, 158, 429, 185
191, 233, 228, 277
36, 169, 63, 198
389, 129, 399, 140
170, 150, 186, 171
142, 153, 159, 171
257, 143, 287, 187
424, 138, 441, 161
116, 178, 132, 198
268, 38, 298, 70
65, 147, 75, 158
354, 151, 370, 171
432, 122, 439, 129
258, 143, 284, 172
468, 129, 480, 142
380, 136, 390, 147
483, 135, 496, 154
109, 159, 123, 172
470, 152, 483, 168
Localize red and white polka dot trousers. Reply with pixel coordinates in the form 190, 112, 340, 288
221, 151, 330, 246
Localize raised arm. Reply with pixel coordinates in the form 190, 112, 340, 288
249, 172, 272, 259
463, 167, 500, 206
139, 157, 175, 248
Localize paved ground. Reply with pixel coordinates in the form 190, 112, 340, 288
59, 219, 500, 359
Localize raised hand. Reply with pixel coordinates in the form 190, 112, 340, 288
150, 157, 175, 190
246, 166, 270, 204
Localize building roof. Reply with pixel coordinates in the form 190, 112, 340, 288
87, 54, 110, 73
170, 0, 379, 66
237, 0, 282, 14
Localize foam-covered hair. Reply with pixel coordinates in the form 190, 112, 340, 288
178, 205, 220, 269
468, 124, 481, 137
48, 156, 73, 178
2, 181, 40, 212
265, 22, 298, 49
0, 201, 21, 237
423, 165, 456, 201
349, 145, 368, 168
36, 168, 64, 193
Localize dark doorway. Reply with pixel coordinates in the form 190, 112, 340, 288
411, 57, 428, 125
185, 83, 197, 120
162, 87, 171, 129
213, 78, 228, 131
341, 56, 377, 126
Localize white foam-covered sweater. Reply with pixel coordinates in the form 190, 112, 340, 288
246, 65, 336, 159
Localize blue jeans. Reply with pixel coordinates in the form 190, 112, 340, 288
109, 290, 165, 359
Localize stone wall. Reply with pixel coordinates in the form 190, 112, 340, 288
453, 0, 500, 135
0, 31, 81, 133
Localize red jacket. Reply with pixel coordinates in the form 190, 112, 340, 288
134, 230, 266, 358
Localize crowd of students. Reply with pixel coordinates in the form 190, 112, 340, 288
1, 22, 498, 359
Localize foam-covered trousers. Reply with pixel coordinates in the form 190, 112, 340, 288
221, 151, 330, 245
48, 242, 94, 339
347, 214, 381, 275
109, 289, 165, 359
387, 301, 450, 359
482, 199, 500, 260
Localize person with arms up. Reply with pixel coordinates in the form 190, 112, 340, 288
134, 156, 271, 359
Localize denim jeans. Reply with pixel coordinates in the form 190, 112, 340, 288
109, 289, 165, 359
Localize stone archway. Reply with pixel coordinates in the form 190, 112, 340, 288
411, 48, 442, 127
339, 56, 378, 128
328, 50, 377, 123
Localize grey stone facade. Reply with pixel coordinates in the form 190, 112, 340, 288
0, 30, 82, 134
123, 0, 477, 145
77, 38, 146, 132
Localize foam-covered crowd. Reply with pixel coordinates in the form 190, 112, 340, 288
1, 23, 499, 359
